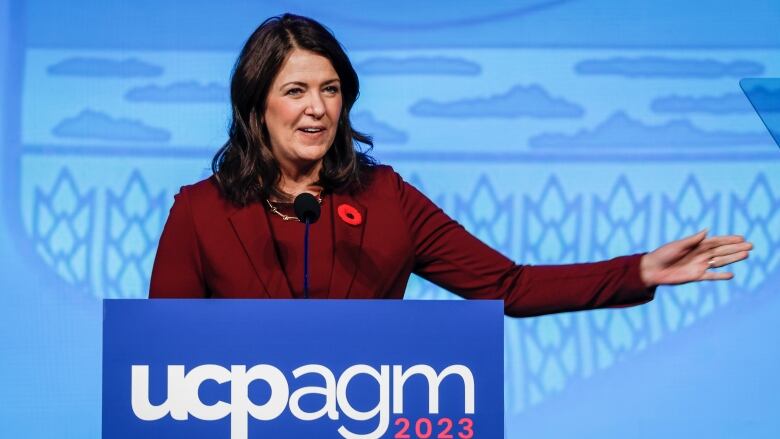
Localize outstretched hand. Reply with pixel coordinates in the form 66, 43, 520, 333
639, 230, 753, 287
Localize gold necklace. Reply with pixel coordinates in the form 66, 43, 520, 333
266, 192, 323, 222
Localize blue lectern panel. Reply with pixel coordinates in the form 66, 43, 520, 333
103, 299, 503, 439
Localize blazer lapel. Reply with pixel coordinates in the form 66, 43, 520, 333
328, 192, 367, 299
228, 203, 293, 298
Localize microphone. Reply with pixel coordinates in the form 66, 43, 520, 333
293, 193, 321, 299
294, 193, 321, 223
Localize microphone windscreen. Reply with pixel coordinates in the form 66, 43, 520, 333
294, 193, 321, 223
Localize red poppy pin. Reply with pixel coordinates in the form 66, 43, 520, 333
337, 203, 362, 226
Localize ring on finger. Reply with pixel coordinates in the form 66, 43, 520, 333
707, 257, 716, 268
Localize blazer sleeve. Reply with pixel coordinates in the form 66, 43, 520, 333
395, 171, 656, 317
149, 187, 208, 298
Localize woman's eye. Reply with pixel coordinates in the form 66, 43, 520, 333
286, 87, 303, 96
324, 85, 340, 94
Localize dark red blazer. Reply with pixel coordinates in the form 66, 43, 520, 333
149, 165, 655, 316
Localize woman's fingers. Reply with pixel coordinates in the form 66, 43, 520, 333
700, 235, 746, 250
710, 241, 753, 258
710, 252, 750, 268
700, 271, 735, 281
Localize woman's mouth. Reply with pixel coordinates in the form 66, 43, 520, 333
297, 127, 327, 140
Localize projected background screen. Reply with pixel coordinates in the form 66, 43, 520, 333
2, 1, 779, 437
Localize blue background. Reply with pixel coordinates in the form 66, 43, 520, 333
1, 0, 779, 437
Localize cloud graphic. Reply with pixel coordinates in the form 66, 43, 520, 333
528, 111, 772, 149
409, 84, 584, 118
52, 109, 171, 142
356, 56, 481, 75
125, 81, 228, 102
351, 111, 408, 144
575, 57, 764, 78
47, 57, 163, 77
651, 93, 753, 114
409, 84, 585, 119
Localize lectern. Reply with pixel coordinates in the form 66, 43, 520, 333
103, 299, 504, 438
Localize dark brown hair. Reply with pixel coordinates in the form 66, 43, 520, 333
212, 13, 375, 205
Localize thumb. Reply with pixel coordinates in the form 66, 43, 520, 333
680, 228, 708, 248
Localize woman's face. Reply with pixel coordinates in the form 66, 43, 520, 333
264, 49, 342, 176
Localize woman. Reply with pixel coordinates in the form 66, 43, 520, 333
149, 14, 752, 317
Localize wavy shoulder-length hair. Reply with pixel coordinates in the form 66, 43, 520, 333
212, 13, 375, 206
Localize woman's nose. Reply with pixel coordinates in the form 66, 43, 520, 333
304, 92, 326, 118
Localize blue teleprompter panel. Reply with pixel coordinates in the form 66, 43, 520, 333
741, 78, 780, 148
103, 299, 504, 439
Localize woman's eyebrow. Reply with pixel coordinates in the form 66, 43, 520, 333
280, 81, 307, 89
280, 78, 340, 89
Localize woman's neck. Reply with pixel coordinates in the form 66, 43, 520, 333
275, 162, 323, 201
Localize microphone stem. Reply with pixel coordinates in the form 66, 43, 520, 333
303, 219, 310, 299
